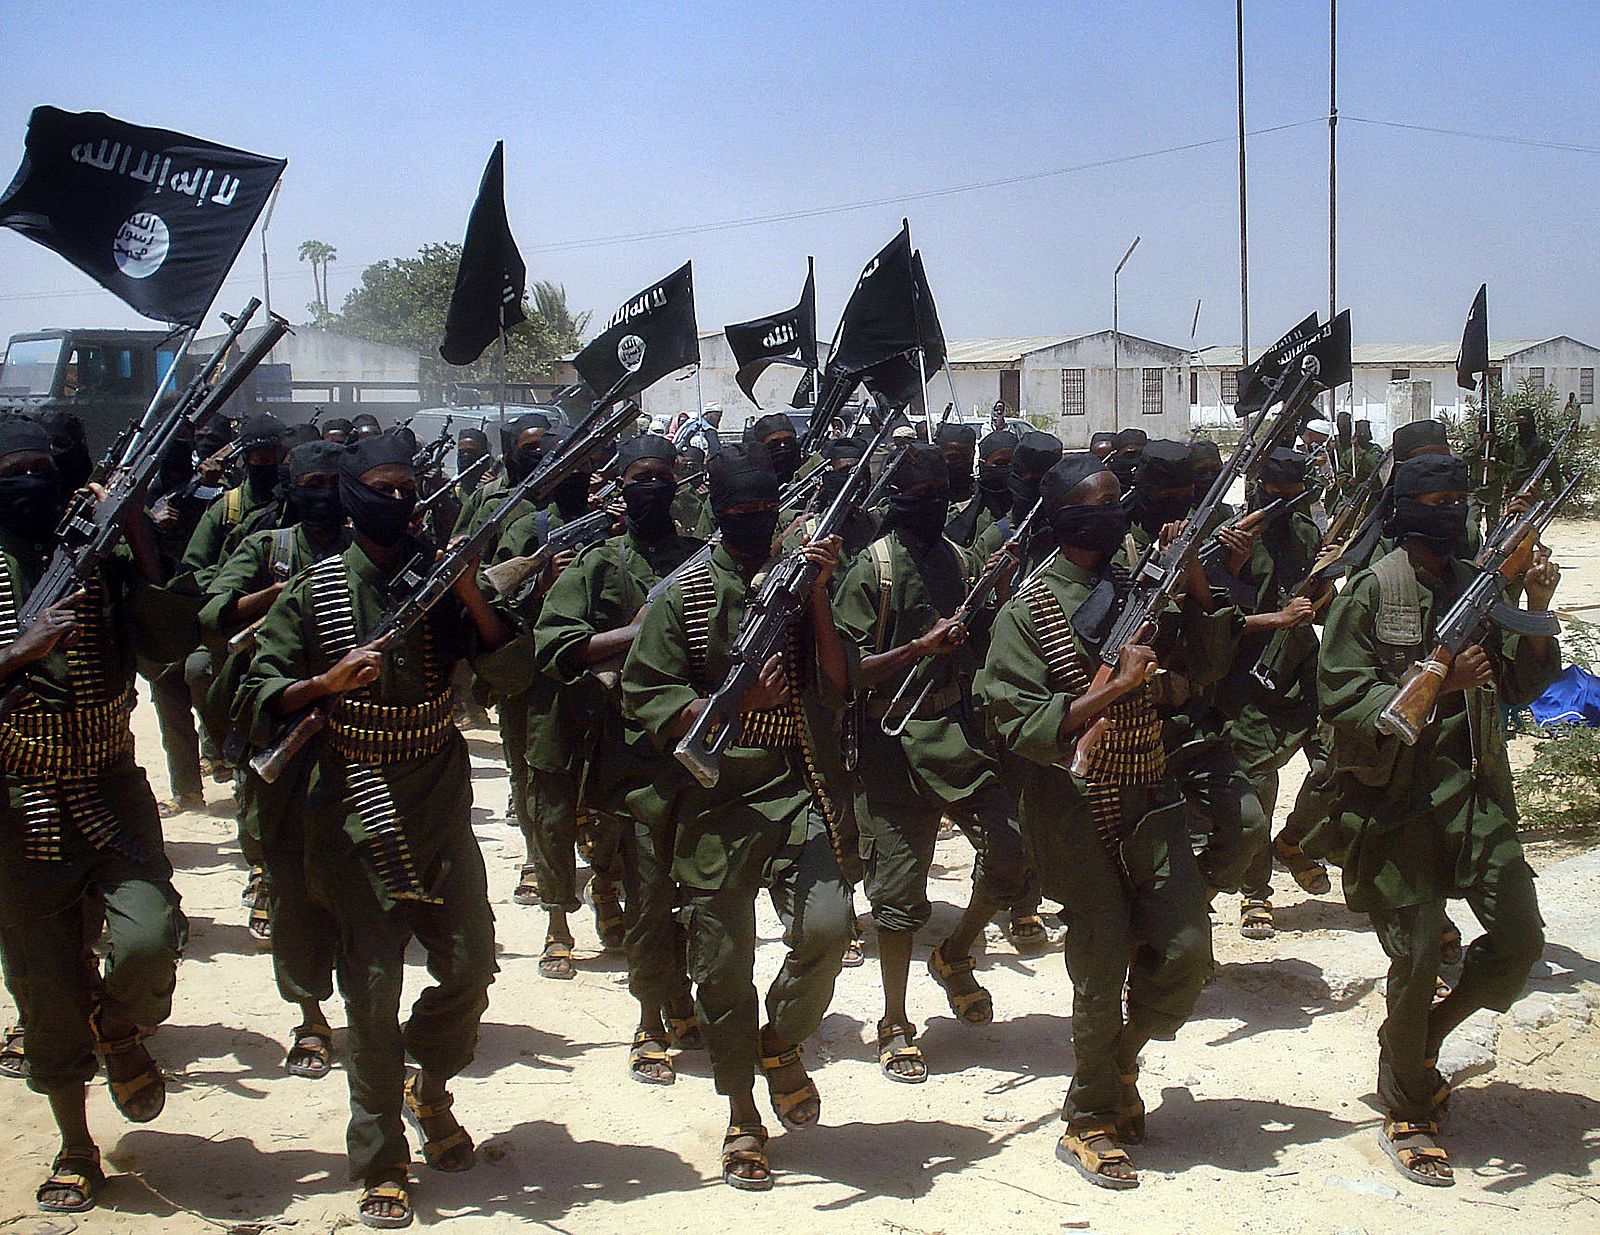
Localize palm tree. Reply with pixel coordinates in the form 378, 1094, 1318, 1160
532, 280, 590, 341
298, 240, 339, 314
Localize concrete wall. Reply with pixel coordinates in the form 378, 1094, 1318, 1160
1018, 332, 1191, 446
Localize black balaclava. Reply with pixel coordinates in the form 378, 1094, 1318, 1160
321, 416, 353, 443
1354, 419, 1374, 446
0, 418, 64, 543
1188, 439, 1224, 509
1386, 455, 1470, 553
936, 423, 977, 501
281, 422, 320, 450
1131, 439, 1194, 535
709, 443, 780, 561
745, 412, 800, 483
37, 409, 93, 493
1009, 431, 1063, 521
339, 434, 416, 547
238, 413, 288, 498
1253, 448, 1308, 546
1515, 407, 1539, 445
817, 437, 866, 508
1391, 419, 1449, 461
540, 427, 592, 520
286, 441, 345, 533
195, 416, 234, 461
617, 433, 677, 538
885, 443, 950, 544
390, 425, 419, 454
1108, 427, 1148, 493
977, 429, 1018, 517
350, 413, 382, 440
1041, 453, 1125, 554
457, 429, 489, 470
500, 412, 551, 483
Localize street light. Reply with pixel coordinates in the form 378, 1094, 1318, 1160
1113, 235, 1141, 427
259, 180, 282, 316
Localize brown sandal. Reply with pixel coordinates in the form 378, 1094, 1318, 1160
512, 864, 540, 907
1380, 1118, 1453, 1186
538, 935, 575, 980
1057, 1126, 1139, 1189
759, 1039, 821, 1131
0, 1025, 25, 1079
1239, 898, 1274, 940
357, 1171, 413, 1229
591, 886, 626, 952
628, 1029, 675, 1086
928, 940, 993, 1025
721, 1123, 772, 1191
1272, 836, 1330, 894
286, 1022, 334, 1079
36, 1147, 103, 1214
1006, 913, 1049, 949
402, 1073, 475, 1173
876, 1020, 928, 1084
90, 1007, 165, 1124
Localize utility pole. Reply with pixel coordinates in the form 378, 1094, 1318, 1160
1113, 235, 1141, 428
259, 181, 282, 317
1236, 0, 1250, 366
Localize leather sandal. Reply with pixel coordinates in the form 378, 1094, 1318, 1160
628, 1029, 675, 1086
759, 1040, 821, 1131
1239, 898, 1274, 940
721, 1123, 772, 1191
37, 1147, 103, 1214
90, 1007, 165, 1124
1380, 1118, 1454, 1187
285, 1022, 334, 1079
876, 1020, 928, 1084
402, 1073, 475, 1173
1057, 1126, 1139, 1190
927, 940, 993, 1025
1272, 836, 1330, 894
357, 1172, 413, 1229
512, 864, 540, 907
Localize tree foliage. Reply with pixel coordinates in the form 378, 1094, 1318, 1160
297, 239, 338, 315
314, 242, 584, 386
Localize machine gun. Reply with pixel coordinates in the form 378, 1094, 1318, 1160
878, 497, 1041, 736
672, 416, 898, 787
415, 453, 493, 516
1376, 472, 1581, 745
0, 301, 290, 716
411, 415, 455, 470
248, 379, 642, 782
1066, 352, 1328, 776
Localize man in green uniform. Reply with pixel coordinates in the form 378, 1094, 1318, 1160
1308, 452, 1559, 1187
238, 434, 506, 1228
672, 444, 714, 539
622, 443, 855, 1192
451, 412, 548, 542
947, 427, 1016, 548
1217, 449, 1327, 937
1106, 427, 1147, 493
181, 413, 288, 583
979, 452, 1235, 1191
0, 417, 193, 1214
533, 433, 706, 1083
203, 440, 351, 1077
743, 412, 803, 486
835, 443, 1029, 1083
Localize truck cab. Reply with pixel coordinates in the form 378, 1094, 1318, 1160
0, 328, 179, 453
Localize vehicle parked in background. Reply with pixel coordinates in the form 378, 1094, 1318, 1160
0, 328, 180, 454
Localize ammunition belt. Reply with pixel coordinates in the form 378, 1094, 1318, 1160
328, 693, 453, 764
0, 690, 136, 777
732, 704, 802, 750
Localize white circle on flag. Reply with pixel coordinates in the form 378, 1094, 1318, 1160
113, 212, 170, 279
617, 334, 646, 372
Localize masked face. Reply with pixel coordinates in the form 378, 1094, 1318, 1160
718, 508, 779, 560
1132, 487, 1192, 535
1389, 495, 1468, 553
816, 463, 856, 509
0, 456, 63, 543
764, 435, 801, 483
886, 489, 950, 543
288, 475, 343, 532
621, 475, 675, 536
943, 451, 975, 501
1051, 501, 1129, 554
340, 468, 416, 547
244, 446, 284, 496
551, 473, 590, 519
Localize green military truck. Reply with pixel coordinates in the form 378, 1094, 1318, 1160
0, 327, 183, 454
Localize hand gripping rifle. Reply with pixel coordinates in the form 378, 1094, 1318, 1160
1066, 358, 1320, 777
672, 415, 899, 788
1248, 448, 1392, 693
411, 415, 455, 470
1192, 490, 1314, 572
1376, 471, 1582, 745
247, 380, 641, 782
0, 302, 289, 717
1484, 415, 1579, 550
879, 497, 1042, 737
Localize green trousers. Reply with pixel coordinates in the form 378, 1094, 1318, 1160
1058, 785, 1212, 1131
1168, 736, 1266, 895
261, 837, 336, 1007
138, 654, 204, 801
499, 694, 533, 847
1367, 863, 1543, 1122
618, 813, 690, 1013
1229, 705, 1320, 901
682, 815, 852, 1097
315, 824, 498, 1182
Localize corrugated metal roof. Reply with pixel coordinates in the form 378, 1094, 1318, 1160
1192, 339, 1563, 368
945, 336, 1085, 364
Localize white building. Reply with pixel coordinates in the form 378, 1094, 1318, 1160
194, 325, 424, 409
1191, 336, 1600, 441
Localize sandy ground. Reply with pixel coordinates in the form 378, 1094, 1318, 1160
1, 524, 1598, 1235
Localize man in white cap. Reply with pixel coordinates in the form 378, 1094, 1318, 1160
675, 403, 724, 457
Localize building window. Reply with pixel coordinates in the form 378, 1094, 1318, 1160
1390, 368, 1411, 381
1581, 369, 1594, 404
1189, 370, 1199, 405
1221, 369, 1239, 405
1528, 367, 1546, 393
1141, 368, 1163, 415
1062, 368, 1086, 416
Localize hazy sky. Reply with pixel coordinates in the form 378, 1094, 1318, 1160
4, 1, 1599, 356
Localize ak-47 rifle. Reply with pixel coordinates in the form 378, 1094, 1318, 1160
1194, 491, 1314, 571
247, 380, 642, 782
1485, 415, 1579, 549
878, 497, 1042, 736
415, 453, 492, 516
412, 415, 455, 470
1066, 350, 1328, 777
1248, 448, 1392, 693
1376, 471, 1581, 745
0, 301, 290, 716
673, 414, 899, 788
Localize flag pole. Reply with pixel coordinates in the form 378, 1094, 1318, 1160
498, 326, 508, 439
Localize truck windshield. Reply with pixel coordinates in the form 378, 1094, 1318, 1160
0, 337, 64, 397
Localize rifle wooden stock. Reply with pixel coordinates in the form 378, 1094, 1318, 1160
248, 707, 327, 782
1376, 649, 1454, 745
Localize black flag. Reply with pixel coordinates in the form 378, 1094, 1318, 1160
1235, 311, 1352, 416
911, 249, 947, 377
723, 259, 818, 406
440, 142, 527, 366
826, 222, 918, 377
0, 106, 285, 326
573, 262, 699, 399
1234, 312, 1320, 416
1456, 283, 1488, 390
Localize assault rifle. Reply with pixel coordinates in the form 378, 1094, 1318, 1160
1193, 491, 1314, 571
1249, 448, 1392, 693
673, 415, 899, 787
415, 453, 493, 516
248, 380, 641, 782
0, 301, 290, 716
411, 415, 455, 470
1066, 353, 1326, 776
1376, 471, 1581, 745
879, 497, 1041, 736
1485, 415, 1579, 550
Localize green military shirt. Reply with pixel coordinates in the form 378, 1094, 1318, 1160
1307, 553, 1560, 913
237, 536, 478, 906
1218, 510, 1322, 719
834, 531, 995, 803
672, 484, 715, 540
180, 477, 279, 584
621, 544, 857, 891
